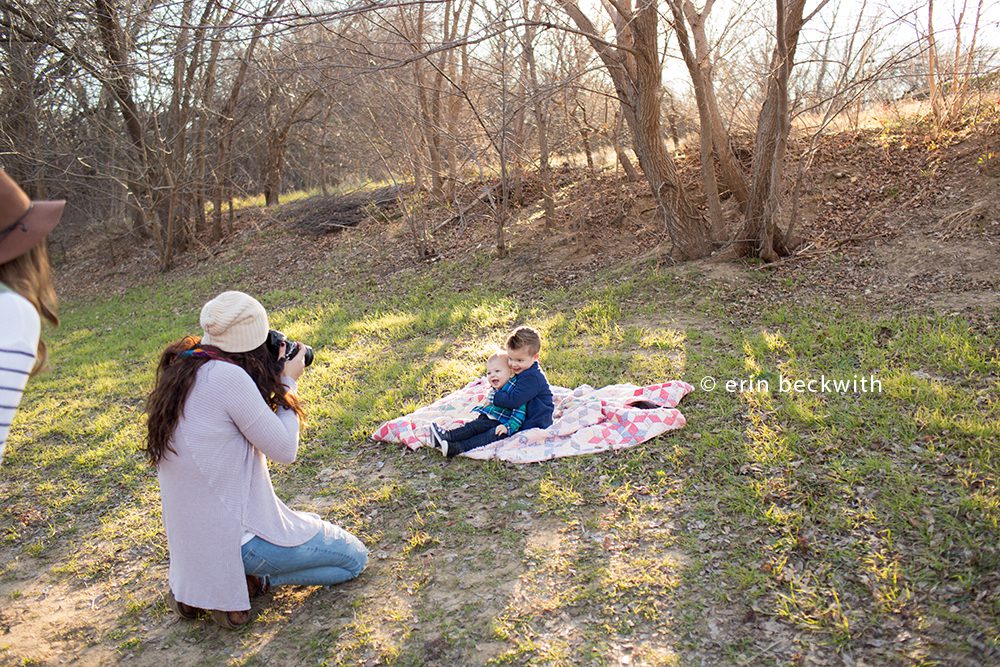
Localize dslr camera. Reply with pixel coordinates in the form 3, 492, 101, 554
266, 329, 314, 367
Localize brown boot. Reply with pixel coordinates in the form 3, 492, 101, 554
167, 591, 203, 620
210, 609, 251, 629
246, 575, 270, 598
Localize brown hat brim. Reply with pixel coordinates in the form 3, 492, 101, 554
0, 199, 65, 265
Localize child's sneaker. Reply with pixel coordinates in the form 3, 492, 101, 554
429, 424, 450, 456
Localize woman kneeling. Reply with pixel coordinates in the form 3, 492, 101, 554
145, 291, 367, 628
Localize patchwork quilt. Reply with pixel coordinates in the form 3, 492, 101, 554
372, 378, 694, 463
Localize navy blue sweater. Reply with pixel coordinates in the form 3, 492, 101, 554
492, 361, 554, 431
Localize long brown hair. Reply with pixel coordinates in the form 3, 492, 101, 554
145, 335, 305, 466
0, 242, 58, 375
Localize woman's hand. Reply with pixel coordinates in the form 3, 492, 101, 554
495, 424, 509, 436
283, 344, 307, 381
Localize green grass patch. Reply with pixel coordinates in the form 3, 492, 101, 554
0, 252, 996, 664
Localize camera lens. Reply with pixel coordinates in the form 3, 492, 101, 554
284, 340, 314, 367
268, 329, 313, 368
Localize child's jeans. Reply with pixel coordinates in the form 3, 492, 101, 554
242, 521, 368, 589
442, 414, 508, 455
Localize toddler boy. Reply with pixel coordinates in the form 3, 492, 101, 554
493, 325, 554, 432
431, 351, 526, 457
431, 326, 554, 458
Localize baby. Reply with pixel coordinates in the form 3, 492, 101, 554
430, 352, 526, 458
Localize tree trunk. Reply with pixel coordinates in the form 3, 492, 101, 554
409, 125, 426, 192
445, 0, 477, 193
731, 0, 814, 261
93, 0, 158, 242
263, 129, 287, 207
161, 0, 196, 261
663, 89, 682, 151
160, 167, 179, 270
264, 187, 279, 207
684, 1, 749, 207
260, 84, 315, 208
613, 110, 640, 182
521, 1, 555, 224
408, 2, 446, 202
213, 3, 276, 239
573, 104, 597, 176
536, 96, 556, 224
669, 0, 724, 240
432, 0, 457, 202
629, 3, 710, 258
926, 0, 944, 128
557, 0, 711, 260
193, 1, 232, 235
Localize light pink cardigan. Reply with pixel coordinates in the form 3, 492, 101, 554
157, 360, 322, 611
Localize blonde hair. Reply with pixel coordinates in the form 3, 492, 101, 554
487, 350, 509, 364
0, 242, 58, 375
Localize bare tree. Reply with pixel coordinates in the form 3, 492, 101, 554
729, 0, 830, 261
13, 0, 991, 273
520, 0, 555, 223
926, 0, 986, 130
556, 0, 712, 259
249, 36, 325, 207
667, 0, 724, 238
0, 6, 47, 196
92, 0, 162, 246
212, 2, 280, 238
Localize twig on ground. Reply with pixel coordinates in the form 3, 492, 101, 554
932, 200, 992, 240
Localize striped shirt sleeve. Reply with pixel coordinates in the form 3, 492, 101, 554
0, 291, 41, 465
507, 404, 527, 433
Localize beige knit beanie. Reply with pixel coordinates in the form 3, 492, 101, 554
199, 291, 269, 353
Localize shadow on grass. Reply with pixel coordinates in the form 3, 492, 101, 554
2, 276, 696, 663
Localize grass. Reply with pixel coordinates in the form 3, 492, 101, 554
0, 238, 997, 665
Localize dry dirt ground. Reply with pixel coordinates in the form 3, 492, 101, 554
3, 124, 997, 666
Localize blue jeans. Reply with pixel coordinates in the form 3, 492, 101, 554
241, 521, 368, 588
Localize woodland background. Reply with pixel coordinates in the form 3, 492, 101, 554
3, 0, 998, 268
